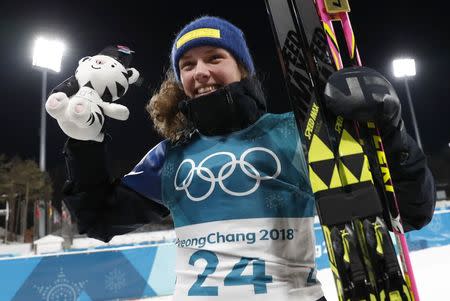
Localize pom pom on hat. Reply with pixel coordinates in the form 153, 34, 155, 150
171, 16, 255, 82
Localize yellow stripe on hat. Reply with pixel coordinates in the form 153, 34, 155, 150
176, 28, 221, 49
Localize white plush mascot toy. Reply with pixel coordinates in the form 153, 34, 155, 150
46, 45, 140, 142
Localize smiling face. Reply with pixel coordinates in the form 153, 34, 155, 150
179, 46, 243, 98
75, 54, 131, 101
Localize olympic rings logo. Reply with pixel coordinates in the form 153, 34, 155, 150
174, 147, 281, 201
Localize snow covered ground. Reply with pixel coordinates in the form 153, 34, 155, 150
0, 229, 176, 257
140, 244, 450, 301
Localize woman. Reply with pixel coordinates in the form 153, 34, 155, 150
61, 16, 435, 301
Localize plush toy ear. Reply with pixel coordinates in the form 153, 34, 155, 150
78, 56, 91, 65
126, 68, 140, 84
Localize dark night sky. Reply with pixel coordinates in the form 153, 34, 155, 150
1, 0, 449, 174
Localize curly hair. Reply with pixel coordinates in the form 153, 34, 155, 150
146, 70, 189, 142
147, 65, 249, 142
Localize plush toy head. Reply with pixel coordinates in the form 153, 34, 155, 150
75, 45, 140, 102
46, 45, 140, 142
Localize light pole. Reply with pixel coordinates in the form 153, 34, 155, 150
32, 37, 65, 171
392, 58, 423, 150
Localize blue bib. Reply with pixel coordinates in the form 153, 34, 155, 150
161, 112, 314, 228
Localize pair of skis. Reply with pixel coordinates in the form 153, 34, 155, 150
264, 0, 418, 300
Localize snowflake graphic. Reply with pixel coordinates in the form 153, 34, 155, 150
164, 162, 176, 178
265, 192, 284, 209
33, 268, 87, 301
105, 268, 126, 292
280, 119, 297, 138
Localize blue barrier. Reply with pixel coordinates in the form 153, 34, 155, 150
0, 243, 176, 301
0, 207, 448, 300
405, 207, 450, 250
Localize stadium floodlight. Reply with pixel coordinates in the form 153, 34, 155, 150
32, 36, 65, 171
392, 57, 422, 150
32, 37, 65, 73
392, 58, 416, 78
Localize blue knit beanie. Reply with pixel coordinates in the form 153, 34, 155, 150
171, 16, 255, 82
